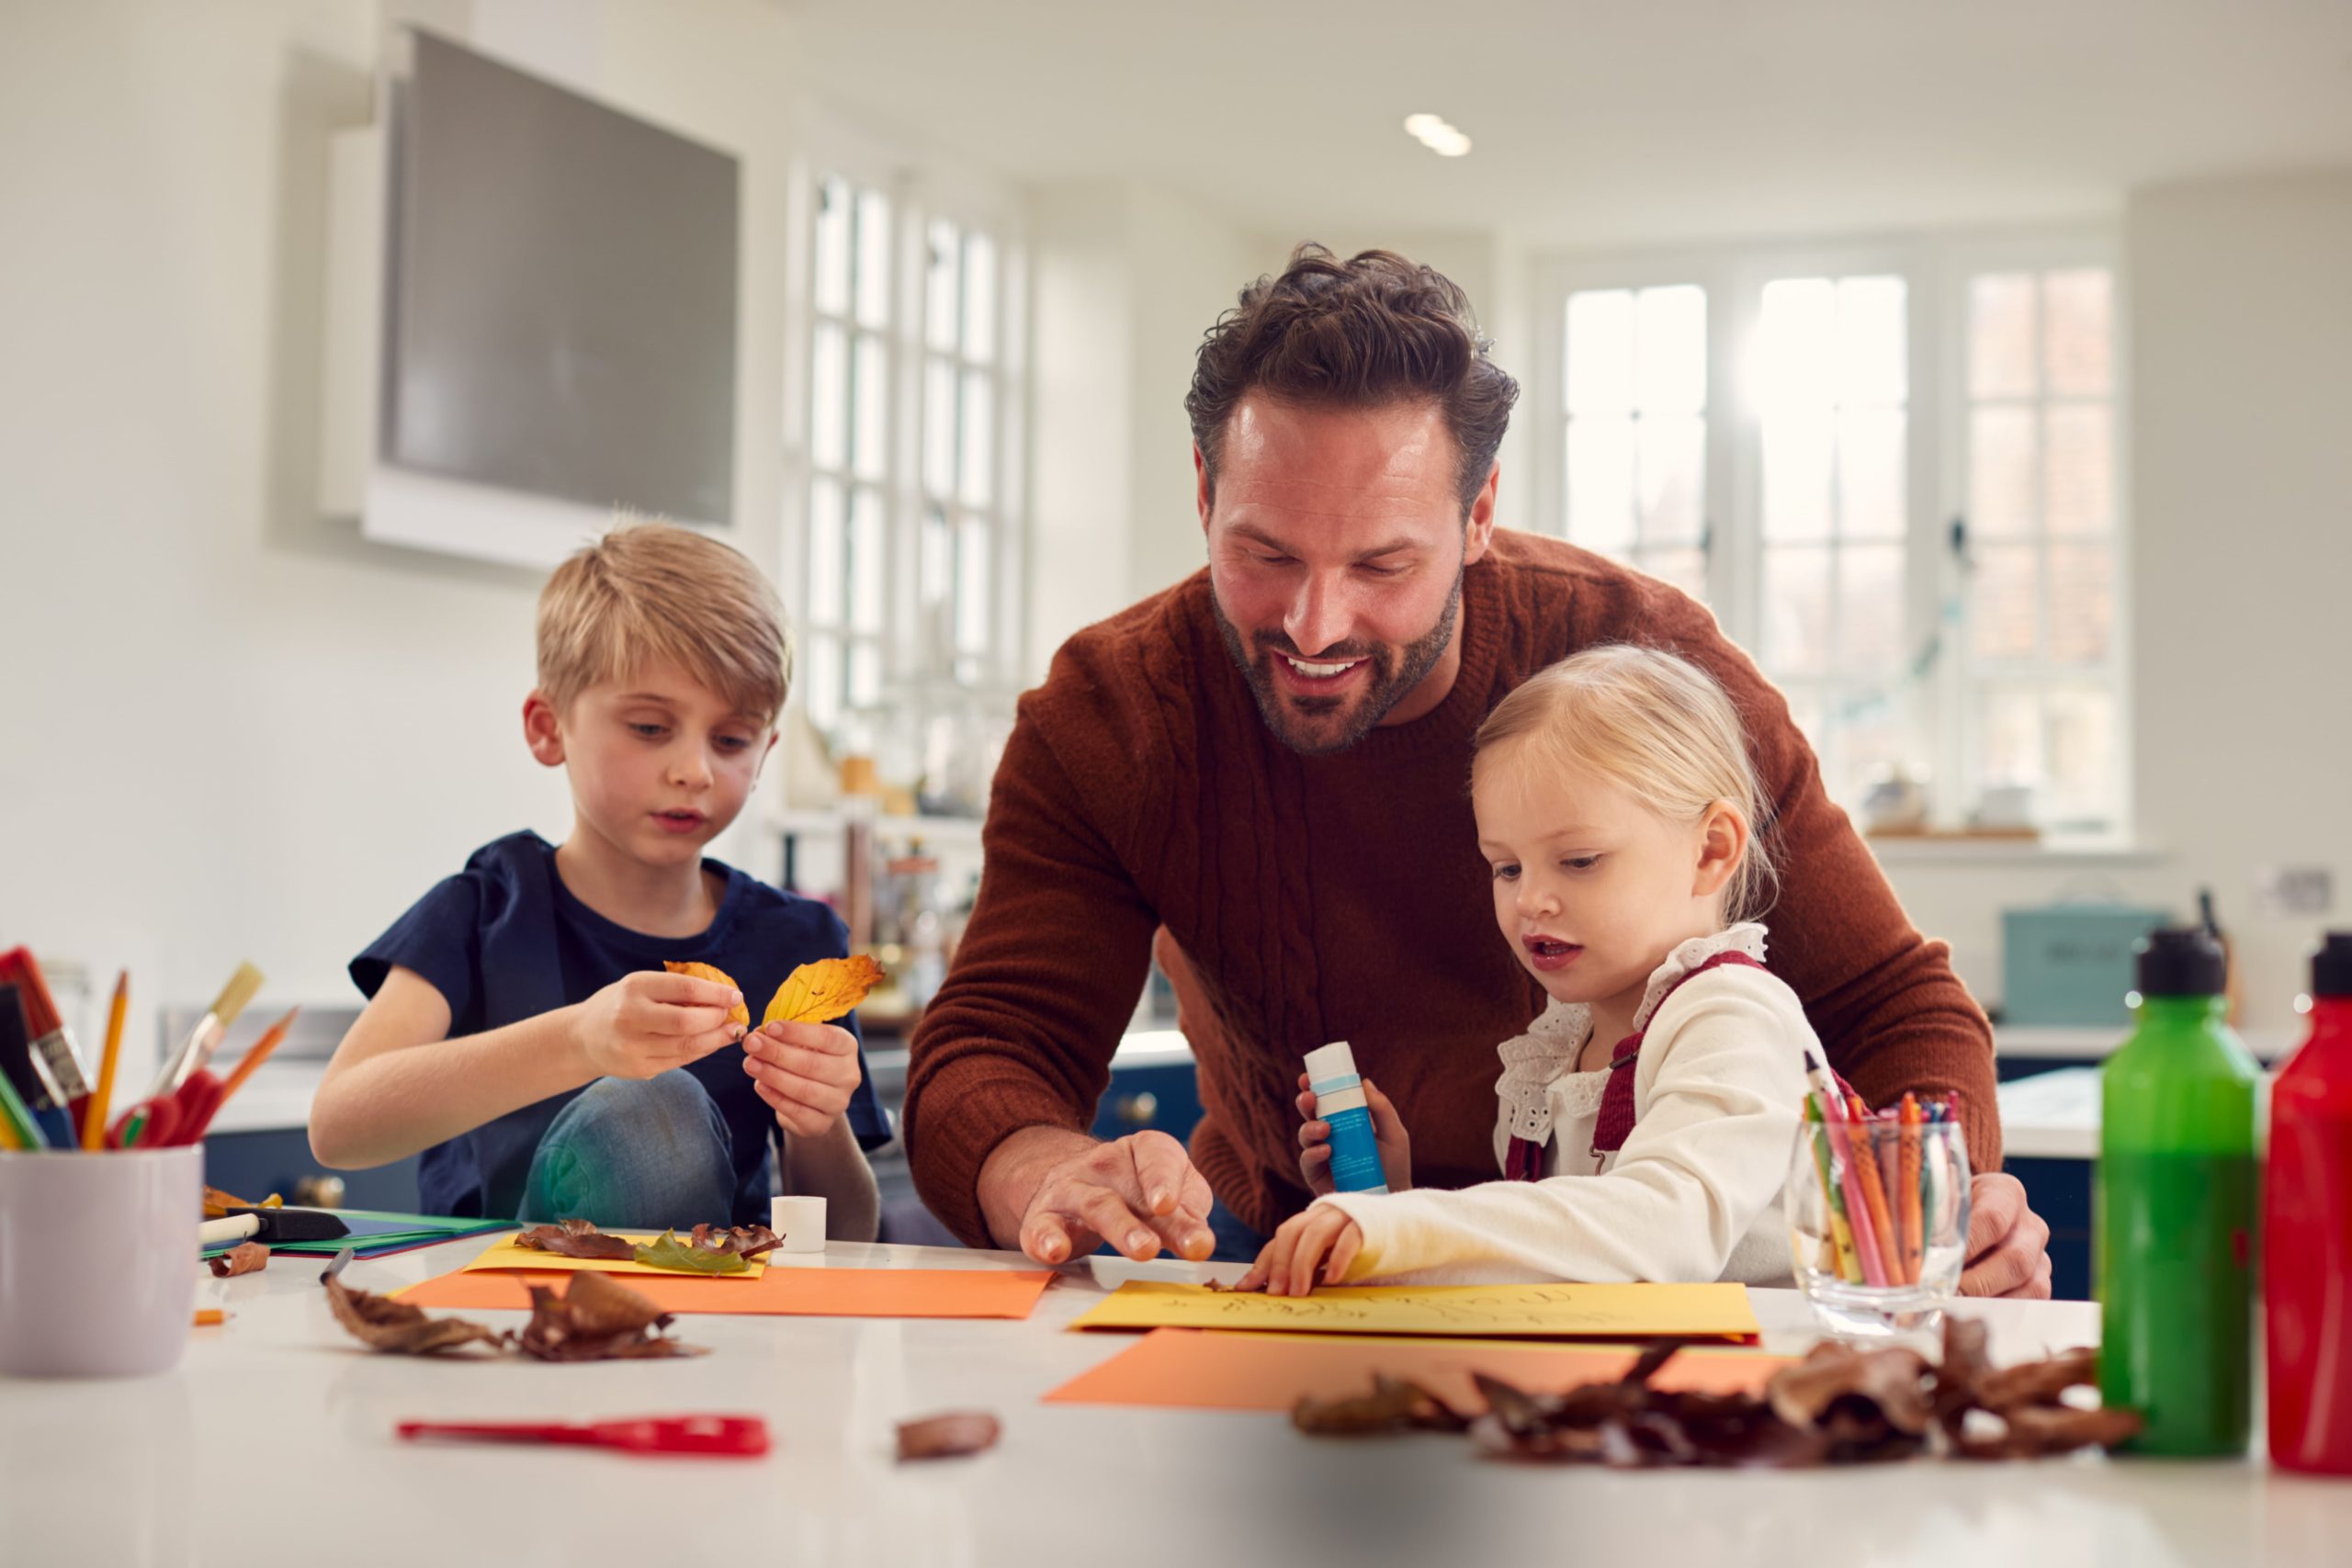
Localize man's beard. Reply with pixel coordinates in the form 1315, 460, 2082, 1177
1211, 565, 1464, 757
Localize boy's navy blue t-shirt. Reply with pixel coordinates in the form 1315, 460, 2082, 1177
350, 830, 890, 1224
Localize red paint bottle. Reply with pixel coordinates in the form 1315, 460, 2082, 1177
2266, 931, 2352, 1474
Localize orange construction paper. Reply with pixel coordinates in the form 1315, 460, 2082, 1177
1042, 1327, 1789, 1415
396, 1264, 1056, 1320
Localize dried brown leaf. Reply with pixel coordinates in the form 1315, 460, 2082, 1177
1955, 1402, 2144, 1460
1767, 1343, 1934, 1435
1292, 1376, 1470, 1435
323, 1276, 511, 1356
208, 1241, 268, 1278
516, 1270, 705, 1361
1973, 1347, 2098, 1413
514, 1217, 638, 1261
684, 1223, 786, 1262
896, 1411, 1001, 1461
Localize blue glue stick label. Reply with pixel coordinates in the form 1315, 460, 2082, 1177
1316, 1081, 1389, 1195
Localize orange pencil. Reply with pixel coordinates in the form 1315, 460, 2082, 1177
1845, 1094, 1905, 1286
183, 1007, 299, 1143
84, 970, 130, 1151
1898, 1093, 1924, 1285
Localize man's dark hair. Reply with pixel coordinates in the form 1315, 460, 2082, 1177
1184, 243, 1521, 515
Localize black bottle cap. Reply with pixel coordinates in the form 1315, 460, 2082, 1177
2314, 933, 2352, 999
2135, 927, 2226, 998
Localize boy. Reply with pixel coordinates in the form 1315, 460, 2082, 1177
311, 522, 887, 1236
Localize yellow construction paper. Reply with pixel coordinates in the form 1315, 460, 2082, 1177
1067, 1280, 1759, 1341
458, 1233, 766, 1280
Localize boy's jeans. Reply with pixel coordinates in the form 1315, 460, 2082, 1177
519, 1071, 737, 1229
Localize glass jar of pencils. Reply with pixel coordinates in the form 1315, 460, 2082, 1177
1785, 1098, 1972, 1337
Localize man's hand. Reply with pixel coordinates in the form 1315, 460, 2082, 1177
1958, 1171, 2053, 1299
571, 971, 745, 1081
1294, 1072, 1412, 1195
740, 1020, 864, 1137
985, 1127, 1215, 1265
1236, 1203, 1363, 1296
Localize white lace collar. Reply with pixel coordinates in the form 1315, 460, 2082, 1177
1492, 922, 1771, 1148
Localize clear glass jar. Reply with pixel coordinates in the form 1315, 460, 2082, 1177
1786, 1115, 1972, 1337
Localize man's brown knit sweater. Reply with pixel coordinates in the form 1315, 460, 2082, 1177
904, 529, 1998, 1246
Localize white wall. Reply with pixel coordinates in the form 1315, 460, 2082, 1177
0, 0, 808, 1081
1023, 179, 1261, 671
1883, 167, 2352, 1030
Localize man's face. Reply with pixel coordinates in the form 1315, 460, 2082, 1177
1201, 395, 1498, 755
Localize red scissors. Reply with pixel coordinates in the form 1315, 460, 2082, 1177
395, 1415, 771, 1458
108, 1068, 224, 1149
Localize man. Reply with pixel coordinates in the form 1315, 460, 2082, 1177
905, 245, 2052, 1298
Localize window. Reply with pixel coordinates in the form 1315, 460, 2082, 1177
1544, 235, 2126, 835
796, 169, 1019, 739
1959, 268, 2120, 831
1562, 285, 1709, 602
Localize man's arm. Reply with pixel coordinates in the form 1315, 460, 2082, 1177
901, 701, 1167, 1247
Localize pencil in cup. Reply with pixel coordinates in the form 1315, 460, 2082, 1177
1803, 1097, 1863, 1283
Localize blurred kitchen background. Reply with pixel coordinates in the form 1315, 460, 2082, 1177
4, 2, 2348, 1275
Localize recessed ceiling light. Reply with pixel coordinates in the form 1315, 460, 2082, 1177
1403, 112, 1472, 158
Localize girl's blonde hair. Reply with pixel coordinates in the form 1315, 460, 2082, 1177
1473, 644, 1778, 922
537, 518, 792, 726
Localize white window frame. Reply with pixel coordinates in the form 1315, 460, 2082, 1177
1533, 227, 2130, 839
780, 116, 1028, 742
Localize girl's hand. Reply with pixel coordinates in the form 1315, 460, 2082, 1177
740, 1020, 863, 1137
1294, 1072, 1413, 1194
1237, 1203, 1364, 1296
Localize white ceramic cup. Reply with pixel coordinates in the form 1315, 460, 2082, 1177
0, 1145, 201, 1377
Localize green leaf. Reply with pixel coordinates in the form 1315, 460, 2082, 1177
632, 1231, 749, 1275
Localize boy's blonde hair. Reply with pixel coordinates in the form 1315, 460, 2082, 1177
537, 520, 791, 726
1473, 644, 1778, 923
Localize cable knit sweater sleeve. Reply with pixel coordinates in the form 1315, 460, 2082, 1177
900, 642, 1165, 1246
1319, 966, 1813, 1285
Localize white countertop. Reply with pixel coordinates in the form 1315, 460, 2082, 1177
4, 1238, 2340, 1567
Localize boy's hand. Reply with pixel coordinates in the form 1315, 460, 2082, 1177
741, 1021, 863, 1137
573, 971, 746, 1080
1294, 1072, 1413, 1195
1236, 1203, 1364, 1296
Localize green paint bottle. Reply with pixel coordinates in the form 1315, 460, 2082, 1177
2097, 925, 2259, 1455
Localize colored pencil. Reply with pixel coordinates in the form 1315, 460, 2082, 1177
1824, 1094, 1888, 1286
1805, 1095, 1862, 1283
1845, 1093, 1905, 1285
84, 970, 129, 1151
0, 1059, 49, 1149
1898, 1093, 1925, 1285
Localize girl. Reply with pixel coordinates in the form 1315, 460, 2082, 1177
1240, 644, 1819, 1293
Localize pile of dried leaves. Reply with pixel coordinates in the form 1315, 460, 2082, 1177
514, 1218, 786, 1273
1292, 1319, 2141, 1467
323, 1269, 704, 1362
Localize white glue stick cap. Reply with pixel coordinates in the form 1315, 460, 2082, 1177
772, 1194, 827, 1253
1303, 1042, 1359, 1085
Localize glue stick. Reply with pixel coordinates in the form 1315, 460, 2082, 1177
1304, 1042, 1388, 1195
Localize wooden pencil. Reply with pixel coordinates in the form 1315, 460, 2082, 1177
1845, 1094, 1905, 1286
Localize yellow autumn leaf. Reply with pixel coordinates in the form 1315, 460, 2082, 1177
664, 961, 752, 1026
763, 954, 888, 1026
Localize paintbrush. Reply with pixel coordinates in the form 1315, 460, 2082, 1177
144, 963, 265, 1100
0, 949, 93, 1128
